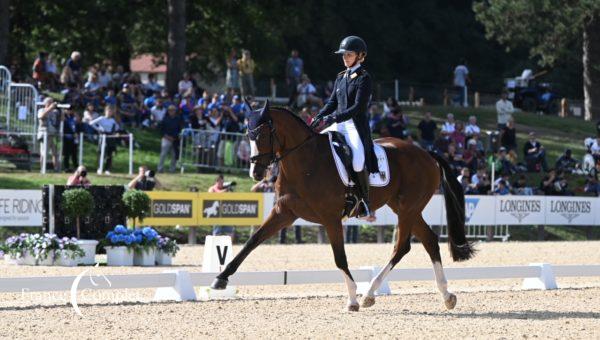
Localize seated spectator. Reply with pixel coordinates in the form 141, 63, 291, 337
500, 118, 517, 152
118, 84, 139, 126
498, 147, 516, 175
494, 180, 511, 195
433, 130, 451, 155
368, 104, 383, 133
512, 174, 534, 195
539, 169, 567, 195
128, 165, 161, 191
82, 103, 99, 138
296, 74, 323, 108
179, 89, 196, 121
447, 143, 466, 175
441, 113, 456, 134
386, 107, 406, 139
464, 115, 480, 137
523, 132, 549, 172
496, 90, 514, 129
178, 72, 193, 96
590, 136, 600, 162
417, 111, 436, 150
584, 176, 600, 196
148, 98, 167, 129
383, 97, 399, 117
145, 73, 162, 93
104, 89, 117, 106
494, 173, 512, 191
555, 149, 579, 173
450, 120, 466, 150
463, 140, 479, 171
471, 167, 491, 194
67, 166, 91, 187
84, 73, 102, 93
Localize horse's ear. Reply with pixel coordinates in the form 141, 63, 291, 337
260, 99, 270, 119
244, 97, 253, 111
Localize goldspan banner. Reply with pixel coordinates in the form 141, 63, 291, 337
143, 191, 198, 226
197, 192, 263, 226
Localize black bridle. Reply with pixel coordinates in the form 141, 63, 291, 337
248, 120, 314, 167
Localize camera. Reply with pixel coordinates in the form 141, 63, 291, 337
80, 170, 87, 177
145, 170, 155, 178
222, 181, 237, 192
57, 103, 72, 109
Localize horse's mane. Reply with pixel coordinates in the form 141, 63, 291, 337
270, 106, 316, 135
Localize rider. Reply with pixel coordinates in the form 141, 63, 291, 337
310, 36, 379, 221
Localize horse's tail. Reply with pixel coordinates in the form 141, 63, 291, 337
429, 152, 475, 262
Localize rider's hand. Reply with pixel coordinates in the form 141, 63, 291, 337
309, 118, 322, 130
322, 115, 334, 126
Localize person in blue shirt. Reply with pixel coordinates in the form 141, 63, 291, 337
158, 105, 184, 173
62, 107, 81, 171
104, 89, 117, 106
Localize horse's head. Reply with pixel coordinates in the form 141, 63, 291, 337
247, 99, 274, 181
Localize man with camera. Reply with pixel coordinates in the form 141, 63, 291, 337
37, 97, 63, 172
66, 165, 91, 187
128, 165, 161, 191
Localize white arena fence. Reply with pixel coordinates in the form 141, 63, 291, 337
179, 128, 250, 174
1, 264, 600, 302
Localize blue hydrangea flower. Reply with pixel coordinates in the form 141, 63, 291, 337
135, 235, 143, 244
114, 225, 127, 234
110, 235, 119, 244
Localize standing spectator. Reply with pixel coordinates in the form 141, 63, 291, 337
453, 59, 470, 107
46, 53, 59, 89
67, 166, 91, 187
66, 51, 82, 82
441, 113, 456, 134
90, 106, 119, 175
286, 49, 303, 106
496, 90, 514, 129
32, 51, 48, 89
237, 50, 255, 97
158, 105, 184, 173
104, 89, 117, 106
149, 98, 167, 128
178, 72, 193, 96
500, 117, 517, 152
296, 74, 323, 108
523, 131, 549, 172
417, 111, 437, 150
118, 84, 139, 126
225, 49, 240, 94
464, 115, 481, 137
128, 165, 161, 191
62, 107, 81, 172
37, 97, 62, 171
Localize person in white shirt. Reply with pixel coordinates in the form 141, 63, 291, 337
441, 113, 456, 134
90, 106, 119, 175
150, 98, 167, 128
296, 74, 323, 108
453, 59, 470, 107
178, 72, 193, 95
496, 90, 515, 129
465, 115, 481, 137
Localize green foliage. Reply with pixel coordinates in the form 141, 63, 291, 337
61, 188, 94, 219
122, 190, 151, 227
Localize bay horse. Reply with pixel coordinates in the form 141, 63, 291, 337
211, 101, 475, 311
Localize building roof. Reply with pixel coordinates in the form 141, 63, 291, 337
130, 54, 167, 73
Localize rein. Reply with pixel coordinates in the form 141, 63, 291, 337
248, 120, 315, 166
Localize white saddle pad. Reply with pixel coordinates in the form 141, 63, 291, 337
328, 132, 390, 187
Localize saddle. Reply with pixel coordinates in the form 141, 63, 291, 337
328, 131, 390, 219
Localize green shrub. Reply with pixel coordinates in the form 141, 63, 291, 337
62, 188, 94, 238
122, 190, 151, 228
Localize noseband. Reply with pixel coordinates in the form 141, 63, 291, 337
248, 120, 314, 167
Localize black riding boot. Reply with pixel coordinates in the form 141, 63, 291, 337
354, 169, 373, 219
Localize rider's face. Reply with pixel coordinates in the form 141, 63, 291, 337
342, 51, 358, 68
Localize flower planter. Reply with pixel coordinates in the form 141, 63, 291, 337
55, 250, 81, 267
3, 254, 24, 265
77, 240, 99, 265
134, 248, 156, 266
155, 251, 173, 266
106, 246, 134, 266
22, 250, 54, 266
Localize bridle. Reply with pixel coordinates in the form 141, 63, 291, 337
248, 119, 314, 167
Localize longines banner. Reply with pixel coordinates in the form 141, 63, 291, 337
545, 197, 595, 225
0, 190, 43, 227
495, 196, 545, 225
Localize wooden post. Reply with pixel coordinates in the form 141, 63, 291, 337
188, 227, 197, 244
376, 226, 385, 243
474, 92, 480, 108
486, 225, 494, 241
560, 98, 568, 117
443, 88, 449, 106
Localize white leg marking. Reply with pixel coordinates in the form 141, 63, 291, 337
366, 263, 393, 297
249, 140, 258, 178
342, 272, 358, 307
433, 261, 451, 299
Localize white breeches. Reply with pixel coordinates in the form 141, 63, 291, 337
322, 120, 365, 172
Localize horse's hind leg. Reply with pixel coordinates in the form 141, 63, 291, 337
324, 220, 360, 312
361, 215, 413, 308
211, 205, 296, 289
412, 216, 457, 310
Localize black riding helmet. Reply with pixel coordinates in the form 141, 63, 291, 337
334, 36, 367, 55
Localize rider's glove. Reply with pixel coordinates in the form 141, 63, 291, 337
309, 118, 322, 130
322, 115, 335, 125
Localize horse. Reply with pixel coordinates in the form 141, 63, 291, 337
211, 101, 475, 311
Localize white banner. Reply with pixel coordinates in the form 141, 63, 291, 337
545, 196, 595, 226
495, 196, 545, 225
0, 190, 43, 227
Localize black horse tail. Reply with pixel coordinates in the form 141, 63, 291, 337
429, 152, 475, 262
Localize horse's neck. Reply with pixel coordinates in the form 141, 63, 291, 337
272, 111, 313, 154
271, 110, 319, 178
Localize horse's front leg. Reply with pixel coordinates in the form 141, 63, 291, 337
324, 220, 359, 312
211, 201, 296, 289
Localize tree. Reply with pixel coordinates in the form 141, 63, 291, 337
122, 190, 151, 229
0, 0, 8, 65
62, 188, 94, 239
474, 0, 600, 120
166, 0, 186, 95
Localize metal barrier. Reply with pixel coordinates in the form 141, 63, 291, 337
7, 83, 39, 136
97, 133, 134, 175
0, 65, 11, 129
179, 128, 250, 173
438, 224, 511, 242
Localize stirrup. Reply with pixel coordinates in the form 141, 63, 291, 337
356, 199, 376, 222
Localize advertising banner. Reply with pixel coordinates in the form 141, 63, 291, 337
495, 196, 545, 225
0, 190, 43, 227
545, 196, 595, 225
197, 192, 263, 226
143, 191, 198, 226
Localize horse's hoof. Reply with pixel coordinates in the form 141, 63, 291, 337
211, 278, 228, 290
347, 303, 360, 312
361, 295, 376, 308
444, 293, 457, 310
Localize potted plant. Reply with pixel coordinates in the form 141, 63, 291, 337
55, 237, 85, 267
122, 190, 151, 229
104, 225, 136, 266
62, 188, 97, 265
1, 234, 28, 265
22, 233, 59, 266
156, 236, 179, 266
133, 227, 159, 266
